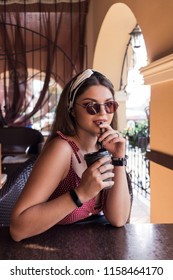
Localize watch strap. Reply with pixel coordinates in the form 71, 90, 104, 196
69, 189, 83, 207
112, 155, 128, 166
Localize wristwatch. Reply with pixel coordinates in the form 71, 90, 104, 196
112, 155, 128, 166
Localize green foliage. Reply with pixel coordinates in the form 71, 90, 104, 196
123, 120, 149, 151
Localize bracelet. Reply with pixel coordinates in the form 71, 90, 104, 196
112, 155, 128, 166
69, 189, 83, 207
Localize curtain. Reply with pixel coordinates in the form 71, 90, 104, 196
0, 0, 89, 127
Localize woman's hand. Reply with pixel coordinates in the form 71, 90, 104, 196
77, 156, 114, 202
98, 123, 126, 158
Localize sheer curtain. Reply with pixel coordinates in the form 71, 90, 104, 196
0, 0, 89, 127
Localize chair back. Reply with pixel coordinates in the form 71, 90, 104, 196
0, 127, 44, 156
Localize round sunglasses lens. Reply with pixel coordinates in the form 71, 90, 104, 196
86, 104, 100, 115
104, 101, 116, 113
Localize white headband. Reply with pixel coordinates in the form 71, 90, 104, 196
68, 69, 94, 111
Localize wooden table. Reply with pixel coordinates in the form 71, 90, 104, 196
0, 223, 173, 260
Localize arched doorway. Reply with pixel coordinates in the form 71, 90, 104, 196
93, 2, 150, 223
93, 3, 136, 131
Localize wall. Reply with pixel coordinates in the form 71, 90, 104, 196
150, 163, 173, 223
87, 0, 173, 63
151, 82, 173, 155
141, 54, 173, 223
150, 78, 173, 222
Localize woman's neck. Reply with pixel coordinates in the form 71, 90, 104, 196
71, 131, 99, 154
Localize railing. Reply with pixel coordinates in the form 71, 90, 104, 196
126, 144, 150, 200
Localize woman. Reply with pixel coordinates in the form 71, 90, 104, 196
10, 69, 131, 241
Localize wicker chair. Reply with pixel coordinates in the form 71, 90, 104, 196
0, 126, 44, 177
0, 156, 36, 226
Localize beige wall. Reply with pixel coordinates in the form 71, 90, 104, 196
87, 0, 173, 63
150, 163, 173, 222
150, 82, 173, 155
150, 80, 173, 223
142, 54, 173, 223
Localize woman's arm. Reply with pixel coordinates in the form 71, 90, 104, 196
103, 166, 131, 227
98, 123, 131, 227
10, 139, 78, 241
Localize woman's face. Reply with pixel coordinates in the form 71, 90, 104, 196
73, 85, 115, 136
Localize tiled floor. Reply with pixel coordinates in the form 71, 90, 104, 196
130, 189, 150, 223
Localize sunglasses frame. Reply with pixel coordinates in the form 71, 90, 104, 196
75, 100, 119, 115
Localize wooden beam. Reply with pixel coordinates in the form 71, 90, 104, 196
146, 150, 173, 170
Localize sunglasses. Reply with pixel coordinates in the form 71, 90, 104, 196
75, 100, 119, 115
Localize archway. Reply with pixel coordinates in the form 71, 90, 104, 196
93, 3, 136, 91
93, 3, 136, 131
93, 2, 150, 223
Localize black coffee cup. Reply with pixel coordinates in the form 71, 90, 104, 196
84, 148, 112, 187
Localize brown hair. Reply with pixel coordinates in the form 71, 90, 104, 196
46, 70, 117, 143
